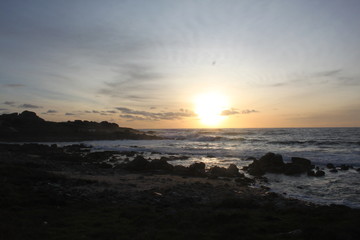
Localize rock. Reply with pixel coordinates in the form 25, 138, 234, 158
149, 159, 174, 171
226, 164, 240, 177
173, 165, 190, 175
125, 155, 149, 171
291, 157, 312, 168
357, 168, 360, 172
247, 160, 266, 176
315, 170, 325, 177
208, 166, 228, 177
340, 165, 349, 171
283, 163, 306, 175
246, 156, 257, 161
307, 170, 316, 176
258, 152, 285, 173
326, 163, 335, 169
330, 169, 338, 173
188, 162, 206, 176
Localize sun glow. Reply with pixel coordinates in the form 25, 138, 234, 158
194, 92, 229, 126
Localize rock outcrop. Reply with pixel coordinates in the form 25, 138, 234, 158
0, 111, 160, 141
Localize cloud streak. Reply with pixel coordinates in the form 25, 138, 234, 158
18, 103, 42, 109
116, 107, 195, 121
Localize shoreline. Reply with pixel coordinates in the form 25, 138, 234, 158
1, 143, 360, 239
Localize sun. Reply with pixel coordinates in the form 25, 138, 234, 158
194, 92, 229, 126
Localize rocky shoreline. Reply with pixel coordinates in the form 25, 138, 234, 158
1, 143, 360, 239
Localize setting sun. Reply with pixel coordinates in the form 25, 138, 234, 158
194, 92, 229, 126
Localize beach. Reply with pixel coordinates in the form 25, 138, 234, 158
1, 143, 359, 240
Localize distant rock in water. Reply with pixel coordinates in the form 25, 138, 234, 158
0, 111, 160, 142
246, 152, 322, 177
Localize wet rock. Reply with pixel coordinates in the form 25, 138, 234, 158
283, 163, 306, 175
188, 162, 205, 176
173, 165, 190, 175
208, 166, 227, 177
340, 165, 350, 171
326, 163, 335, 169
330, 169, 338, 173
307, 170, 316, 176
246, 156, 257, 161
149, 159, 174, 171
315, 170, 325, 177
226, 164, 240, 177
259, 152, 285, 173
247, 160, 266, 176
291, 157, 312, 169
125, 155, 149, 171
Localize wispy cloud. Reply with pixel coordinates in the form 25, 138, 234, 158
221, 108, 258, 116
116, 107, 195, 121
42, 109, 58, 114
18, 103, 42, 109
65, 112, 75, 116
3, 101, 15, 106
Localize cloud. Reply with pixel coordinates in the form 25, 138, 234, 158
0, 108, 8, 111
268, 69, 345, 87
116, 107, 196, 121
241, 109, 259, 114
3, 84, 25, 88
98, 63, 165, 101
42, 109, 57, 114
3, 101, 15, 106
221, 108, 258, 116
18, 103, 42, 109
65, 112, 75, 116
221, 109, 239, 116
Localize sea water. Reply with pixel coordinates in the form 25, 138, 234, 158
72, 128, 360, 208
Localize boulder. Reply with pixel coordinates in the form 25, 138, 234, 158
330, 169, 338, 173
226, 164, 240, 177
125, 155, 149, 171
283, 163, 306, 175
307, 170, 316, 176
315, 170, 325, 177
149, 159, 174, 171
208, 166, 227, 177
188, 162, 206, 176
340, 165, 349, 171
258, 152, 284, 173
326, 163, 335, 169
291, 157, 312, 170
247, 160, 266, 176
173, 165, 190, 175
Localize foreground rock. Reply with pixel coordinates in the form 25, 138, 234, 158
0, 111, 160, 141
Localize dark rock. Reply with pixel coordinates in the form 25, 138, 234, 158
307, 170, 316, 176
226, 164, 240, 177
283, 163, 306, 175
357, 168, 360, 172
246, 156, 257, 161
173, 165, 190, 175
149, 159, 174, 171
326, 163, 335, 169
208, 166, 228, 177
258, 152, 285, 173
330, 169, 338, 173
291, 157, 312, 169
340, 165, 349, 171
315, 170, 325, 177
125, 155, 149, 171
247, 160, 266, 176
188, 162, 205, 176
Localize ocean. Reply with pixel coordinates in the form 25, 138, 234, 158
64, 128, 360, 208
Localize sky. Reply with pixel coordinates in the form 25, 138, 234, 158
1, 0, 360, 128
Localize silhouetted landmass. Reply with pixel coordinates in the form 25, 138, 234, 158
0, 111, 159, 141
